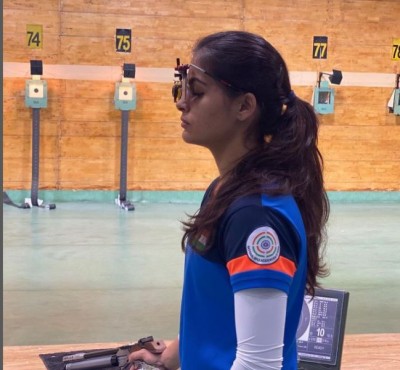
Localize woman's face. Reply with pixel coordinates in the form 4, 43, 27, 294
175, 56, 243, 152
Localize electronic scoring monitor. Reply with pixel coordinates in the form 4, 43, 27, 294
296, 288, 350, 370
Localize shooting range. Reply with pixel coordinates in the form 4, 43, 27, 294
3, 1, 400, 369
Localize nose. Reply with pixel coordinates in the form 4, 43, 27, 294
176, 95, 188, 112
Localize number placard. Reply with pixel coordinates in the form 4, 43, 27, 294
116, 29, 132, 53
27, 24, 43, 49
392, 38, 400, 60
313, 36, 328, 59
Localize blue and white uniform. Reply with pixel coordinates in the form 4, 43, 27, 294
179, 180, 307, 370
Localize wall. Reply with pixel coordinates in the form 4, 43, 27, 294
3, 0, 400, 191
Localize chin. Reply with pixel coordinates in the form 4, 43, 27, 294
181, 132, 205, 147
182, 131, 194, 144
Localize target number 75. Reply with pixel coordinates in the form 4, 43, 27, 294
116, 35, 131, 52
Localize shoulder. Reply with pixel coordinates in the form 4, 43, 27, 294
216, 193, 304, 293
218, 193, 301, 264
221, 193, 298, 234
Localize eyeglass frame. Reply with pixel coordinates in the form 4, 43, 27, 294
172, 63, 246, 103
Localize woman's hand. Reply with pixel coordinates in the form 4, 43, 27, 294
129, 349, 165, 369
129, 338, 180, 370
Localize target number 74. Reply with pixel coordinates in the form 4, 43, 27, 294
26, 24, 43, 49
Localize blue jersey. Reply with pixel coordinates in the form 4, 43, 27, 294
179, 182, 307, 370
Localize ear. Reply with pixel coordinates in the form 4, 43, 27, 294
236, 93, 258, 122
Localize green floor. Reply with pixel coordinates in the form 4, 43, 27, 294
3, 195, 400, 346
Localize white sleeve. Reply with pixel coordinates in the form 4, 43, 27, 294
230, 288, 288, 370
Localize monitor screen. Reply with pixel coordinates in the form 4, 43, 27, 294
318, 91, 331, 104
297, 288, 349, 370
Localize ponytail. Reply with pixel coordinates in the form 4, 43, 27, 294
279, 96, 331, 293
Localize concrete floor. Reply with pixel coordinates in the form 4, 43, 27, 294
3, 200, 400, 346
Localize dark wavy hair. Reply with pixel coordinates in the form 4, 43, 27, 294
181, 31, 330, 294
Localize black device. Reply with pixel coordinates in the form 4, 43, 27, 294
317, 69, 342, 88
327, 70, 343, 85
123, 63, 136, 78
297, 288, 350, 370
30, 60, 43, 75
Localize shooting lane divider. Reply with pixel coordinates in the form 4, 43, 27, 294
3, 60, 56, 210
114, 64, 137, 211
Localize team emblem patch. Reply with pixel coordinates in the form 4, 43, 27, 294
246, 226, 280, 265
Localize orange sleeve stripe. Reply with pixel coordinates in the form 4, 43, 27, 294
227, 254, 296, 277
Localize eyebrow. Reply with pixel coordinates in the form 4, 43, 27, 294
190, 63, 245, 92
188, 76, 208, 86
189, 64, 214, 86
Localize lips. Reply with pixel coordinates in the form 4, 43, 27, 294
181, 117, 190, 128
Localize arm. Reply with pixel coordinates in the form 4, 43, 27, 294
129, 337, 180, 370
231, 288, 287, 370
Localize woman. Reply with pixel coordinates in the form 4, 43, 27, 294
130, 30, 329, 370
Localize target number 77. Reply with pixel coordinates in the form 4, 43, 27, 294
314, 43, 327, 58
313, 36, 328, 59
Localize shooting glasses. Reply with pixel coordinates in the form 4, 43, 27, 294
172, 58, 245, 103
